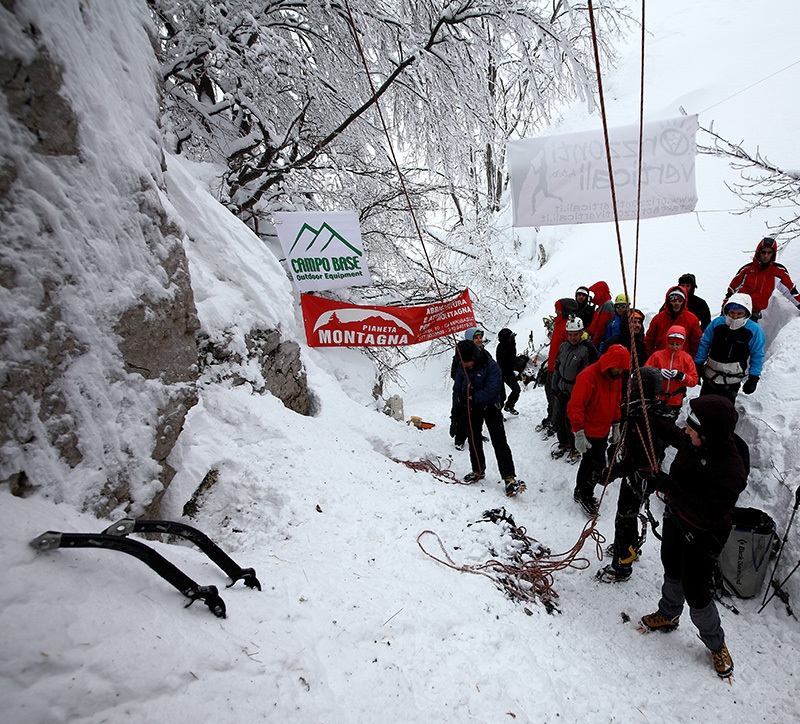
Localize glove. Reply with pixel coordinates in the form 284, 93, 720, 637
610, 423, 621, 444
574, 429, 592, 454
661, 368, 678, 379
742, 375, 759, 394
695, 361, 705, 379
674, 371, 685, 382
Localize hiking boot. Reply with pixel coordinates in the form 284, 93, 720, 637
566, 449, 581, 465
504, 477, 526, 497
711, 642, 734, 679
639, 610, 680, 632
504, 406, 519, 416
463, 471, 486, 483
454, 441, 465, 451
551, 444, 568, 460
596, 564, 632, 584
535, 418, 549, 432
573, 491, 599, 517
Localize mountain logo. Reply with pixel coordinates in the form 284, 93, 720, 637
313, 308, 414, 335
290, 222, 362, 257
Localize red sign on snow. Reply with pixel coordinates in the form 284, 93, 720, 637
301, 290, 476, 347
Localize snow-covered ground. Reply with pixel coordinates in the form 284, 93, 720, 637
2, 1, 800, 722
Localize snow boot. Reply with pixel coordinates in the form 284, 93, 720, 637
551, 444, 568, 460
596, 564, 632, 583
639, 610, 680, 633
566, 449, 581, 465
711, 642, 734, 679
454, 441, 465, 451
573, 489, 599, 517
504, 477, 526, 497
504, 406, 519, 416
463, 471, 486, 483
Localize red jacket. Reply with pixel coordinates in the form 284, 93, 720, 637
645, 329, 699, 408
567, 344, 630, 437
547, 298, 577, 371
586, 281, 613, 345
726, 238, 800, 314
644, 286, 703, 357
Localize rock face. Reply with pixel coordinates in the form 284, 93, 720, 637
0, 3, 201, 517
0, 3, 312, 518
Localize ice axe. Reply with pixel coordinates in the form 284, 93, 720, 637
758, 484, 800, 613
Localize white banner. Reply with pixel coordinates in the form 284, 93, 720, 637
273, 211, 372, 292
507, 115, 698, 227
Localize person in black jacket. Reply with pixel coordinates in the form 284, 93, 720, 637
600, 308, 646, 365
574, 286, 596, 329
495, 328, 521, 415
678, 273, 712, 331
639, 395, 749, 679
453, 340, 523, 497
597, 367, 671, 583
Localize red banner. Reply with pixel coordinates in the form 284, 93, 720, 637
301, 290, 476, 347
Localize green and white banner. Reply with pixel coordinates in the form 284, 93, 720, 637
273, 211, 371, 292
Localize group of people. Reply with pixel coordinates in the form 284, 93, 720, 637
447, 236, 800, 679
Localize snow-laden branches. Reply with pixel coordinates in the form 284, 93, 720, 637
699, 123, 800, 242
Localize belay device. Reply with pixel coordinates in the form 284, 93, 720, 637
30, 519, 261, 618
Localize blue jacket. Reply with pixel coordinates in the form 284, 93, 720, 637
694, 315, 765, 380
453, 350, 505, 406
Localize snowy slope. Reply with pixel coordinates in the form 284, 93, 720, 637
2, 1, 800, 723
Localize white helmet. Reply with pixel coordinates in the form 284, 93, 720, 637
565, 316, 584, 332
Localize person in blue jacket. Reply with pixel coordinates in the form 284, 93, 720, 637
453, 339, 523, 497
694, 293, 766, 403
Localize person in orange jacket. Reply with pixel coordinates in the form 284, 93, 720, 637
644, 286, 703, 358
724, 236, 800, 319
645, 325, 699, 417
567, 343, 631, 516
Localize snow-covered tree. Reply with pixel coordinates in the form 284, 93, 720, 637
149, 0, 630, 324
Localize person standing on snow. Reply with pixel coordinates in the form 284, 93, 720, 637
597, 367, 672, 583
645, 325, 699, 417
640, 394, 749, 680
567, 343, 630, 516
551, 316, 598, 462
644, 286, 703, 358
600, 308, 647, 363
694, 293, 766, 402
586, 281, 614, 347
449, 328, 490, 450
496, 328, 522, 415
724, 236, 800, 320
452, 340, 524, 497
677, 273, 712, 331
539, 298, 578, 436
602, 294, 631, 346
574, 285, 596, 329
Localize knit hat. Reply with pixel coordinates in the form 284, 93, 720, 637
629, 308, 645, 322
667, 325, 686, 340
678, 273, 697, 289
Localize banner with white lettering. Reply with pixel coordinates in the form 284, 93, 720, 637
273, 211, 371, 291
507, 115, 698, 227
300, 290, 476, 347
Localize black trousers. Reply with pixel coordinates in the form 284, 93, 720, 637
467, 403, 515, 479
700, 378, 740, 404
502, 371, 521, 410
575, 435, 607, 497
612, 474, 647, 571
553, 392, 573, 448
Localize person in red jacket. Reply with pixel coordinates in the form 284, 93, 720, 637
586, 281, 613, 346
539, 297, 578, 435
645, 325, 699, 416
724, 236, 800, 319
644, 286, 703, 358
567, 343, 631, 516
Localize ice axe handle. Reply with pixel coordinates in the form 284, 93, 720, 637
795, 485, 800, 509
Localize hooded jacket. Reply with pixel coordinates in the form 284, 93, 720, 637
654, 395, 748, 531
547, 298, 579, 372
678, 273, 712, 330
495, 328, 518, 374
644, 325, 699, 407
694, 311, 766, 384
453, 347, 505, 406
567, 344, 630, 437
725, 238, 800, 314
586, 281, 614, 345
644, 285, 703, 357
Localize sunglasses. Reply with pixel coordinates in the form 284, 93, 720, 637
614, 303, 627, 309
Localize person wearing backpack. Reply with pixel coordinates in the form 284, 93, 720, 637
640, 395, 749, 679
